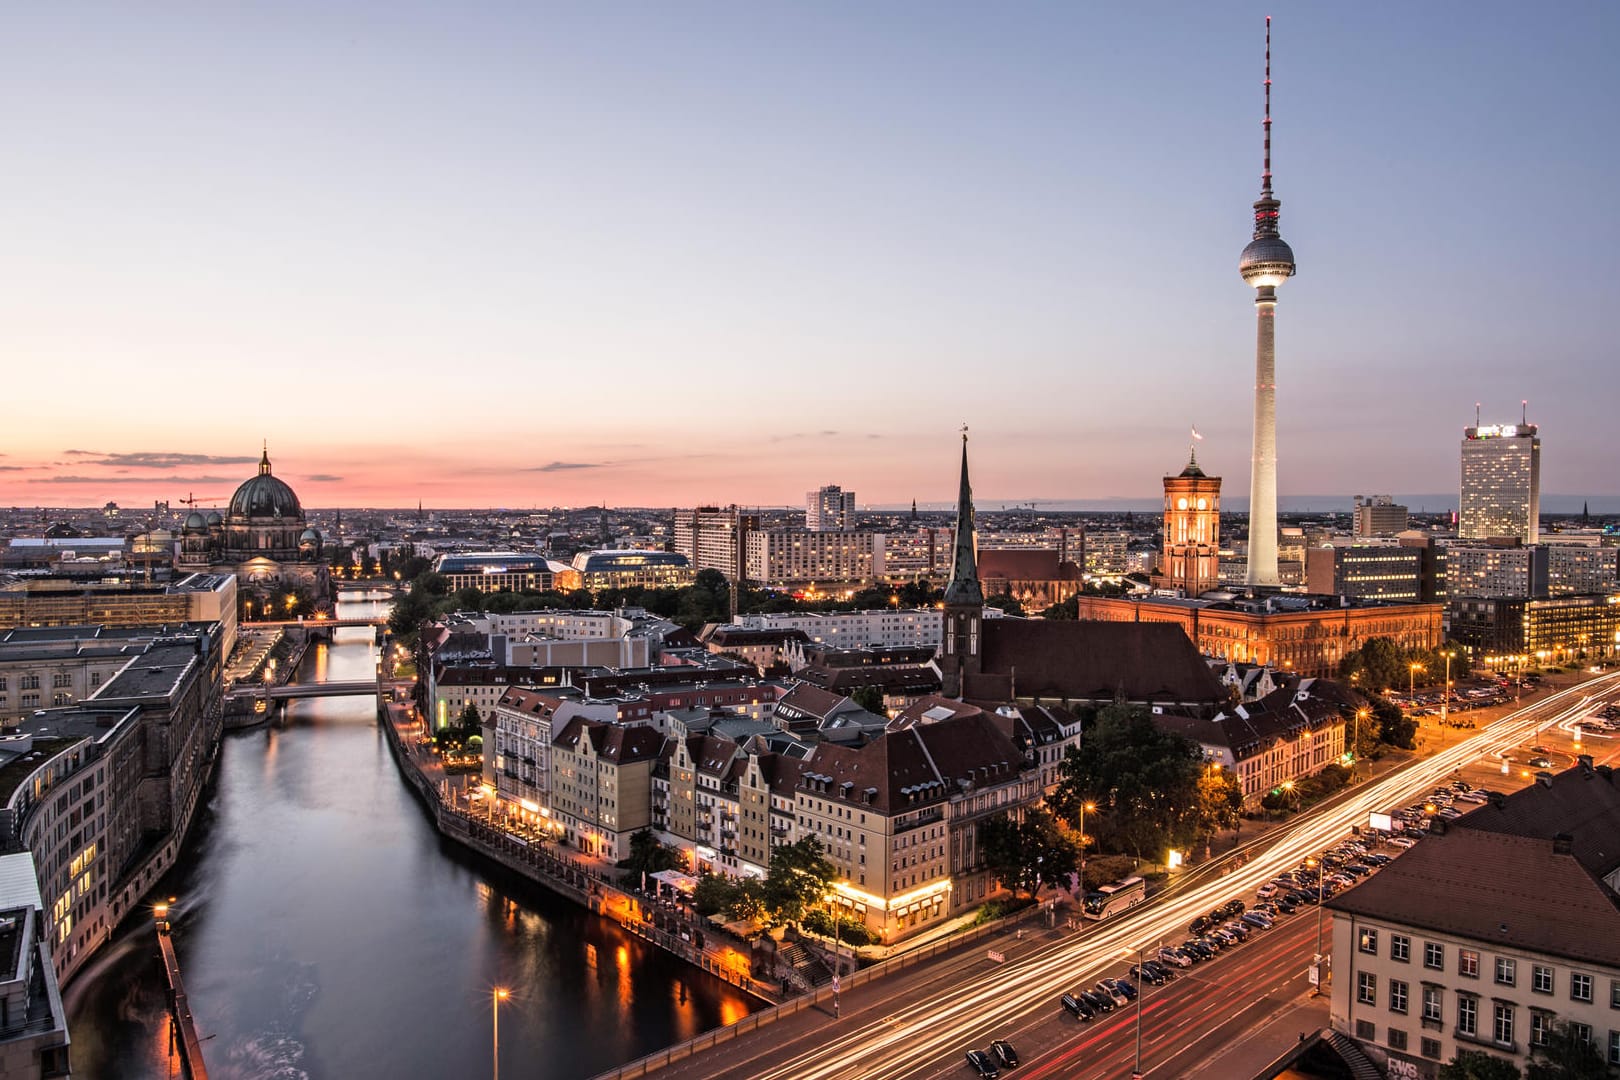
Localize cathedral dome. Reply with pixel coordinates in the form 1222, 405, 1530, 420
228, 448, 303, 521
206, 511, 223, 526
183, 511, 208, 532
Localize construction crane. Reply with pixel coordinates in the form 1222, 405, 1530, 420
178, 493, 226, 508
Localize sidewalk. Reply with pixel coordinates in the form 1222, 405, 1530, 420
1180, 993, 1330, 1080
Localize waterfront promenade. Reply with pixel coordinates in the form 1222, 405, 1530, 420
377, 694, 781, 1004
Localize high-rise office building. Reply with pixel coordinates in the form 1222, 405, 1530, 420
1459, 421, 1540, 543
672, 506, 758, 581
1238, 18, 1297, 588
1352, 495, 1408, 538
806, 485, 856, 531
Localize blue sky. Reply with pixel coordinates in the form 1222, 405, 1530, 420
1, 3, 1615, 508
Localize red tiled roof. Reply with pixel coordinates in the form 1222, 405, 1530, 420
978, 549, 1081, 582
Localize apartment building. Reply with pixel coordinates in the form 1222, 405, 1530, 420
548, 717, 664, 861
1328, 762, 1620, 1078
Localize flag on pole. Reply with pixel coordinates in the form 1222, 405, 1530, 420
1191, 426, 1204, 441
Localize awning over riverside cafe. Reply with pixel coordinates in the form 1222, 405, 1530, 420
650, 869, 699, 895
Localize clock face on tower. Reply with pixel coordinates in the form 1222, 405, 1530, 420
1177, 498, 1188, 510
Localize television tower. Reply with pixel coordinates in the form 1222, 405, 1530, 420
1239, 16, 1296, 588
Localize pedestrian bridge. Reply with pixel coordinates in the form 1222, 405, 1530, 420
226, 680, 378, 700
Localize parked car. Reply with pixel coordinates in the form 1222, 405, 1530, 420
1240, 912, 1273, 930
1061, 993, 1095, 1021
1130, 963, 1167, 985
1189, 915, 1212, 935
1222, 920, 1251, 941
1109, 977, 1138, 1001
1159, 946, 1193, 968
1181, 939, 1214, 960
1529, 757, 1553, 769
1080, 989, 1115, 1013
966, 1049, 1000, 1078
1207, 926, 1238, 946
1274, 897, 1299, 914
1222, 899, 1246, 917
1256, 884, 1278, 900
1362, 853, 1392, 867
1096, 980, 1130, 1006
1388, 836, 1417, 849
989, 1039, 1020, 1069
1437, 807, 1463, 820
1142, 959, 1174, 981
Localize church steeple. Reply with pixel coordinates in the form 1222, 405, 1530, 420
259, 441, 272, 477
943, 428, 982, 607
939, 428, 983, 699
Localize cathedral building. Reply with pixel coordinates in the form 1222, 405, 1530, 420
177, 447, 331, 601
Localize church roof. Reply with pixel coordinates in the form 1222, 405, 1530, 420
228, 448, 303, 521
963, 619, 1228, 706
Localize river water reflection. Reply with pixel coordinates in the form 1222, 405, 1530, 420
65, 591, 756, 1079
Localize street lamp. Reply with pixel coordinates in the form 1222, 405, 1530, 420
1439, 650, 1454, 725
1351, 708, 1368, 779
1122, 944, 1147, 1078
1304, 858, 1325, 996
1408, 662, 1424, 702
1079, 801, 1097, 885
492, 987, 509, 1080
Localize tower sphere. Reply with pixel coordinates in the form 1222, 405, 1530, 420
1239, 234, 1296, 289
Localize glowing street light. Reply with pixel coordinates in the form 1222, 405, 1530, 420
492, 987, 510, 1080
1303, 858, 1326, 994
1121, 944, 1147, 1078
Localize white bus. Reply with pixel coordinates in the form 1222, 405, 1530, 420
1082, 876, 1147, 921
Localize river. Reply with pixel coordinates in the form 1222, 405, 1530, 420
64, 590, 756, 1079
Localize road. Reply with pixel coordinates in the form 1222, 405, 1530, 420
650, 670, 1620, 1080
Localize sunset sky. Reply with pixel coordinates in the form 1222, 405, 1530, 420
2, 4, 1616, 510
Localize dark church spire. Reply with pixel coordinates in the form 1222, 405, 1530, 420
259, 441, 272, 477
943, 427, 982, 606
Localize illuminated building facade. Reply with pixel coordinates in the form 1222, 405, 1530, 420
673, 506, 758, 581
1460, 422, 1541, 543
806, 485, 857, 531
1075, 593, 1443, 680
1155, 450, 1222, 595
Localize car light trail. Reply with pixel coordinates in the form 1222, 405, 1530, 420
745, 672, 1620, 1080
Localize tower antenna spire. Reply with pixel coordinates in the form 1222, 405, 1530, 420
1522, 399, 1528, 425
1262, 15, 1273, 197
1476, 402, 1481, 427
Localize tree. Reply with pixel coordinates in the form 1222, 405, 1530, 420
762, 837, 836, 926
1050, 703, 1209, 859
692, 873, 739, 917
1369, 694, 1418, 749
985, 591, 1025, 618
622, 829, 689, 880
1526, 1021, 1611, 1080
1438, 1050, 1522, 1080
850, 686, 885, 715
980, 807, 1081, 897
1193, 768, 1244, 841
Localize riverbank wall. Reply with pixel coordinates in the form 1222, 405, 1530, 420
374, 693, 777, 1005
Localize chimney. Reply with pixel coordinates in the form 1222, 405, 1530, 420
1429, 817, 1448, 835
1536, 771, 1554, 787
1552, 833, 1574, 855
1577, 754, 1594, 774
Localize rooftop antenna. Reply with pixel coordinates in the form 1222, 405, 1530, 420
1262, 15, 1273, 197
1521, 399, 1528, 425
1475, 402, 1481, 427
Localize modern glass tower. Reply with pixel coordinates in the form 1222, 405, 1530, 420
1460, 421, 1541, 544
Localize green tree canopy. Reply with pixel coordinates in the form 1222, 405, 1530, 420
979, 806, 1082, 897
762, 837, 836, 926
1527, 1021, 1612, 1080
1439, 1050, 1522, 1080
1050, 703, 1223, 859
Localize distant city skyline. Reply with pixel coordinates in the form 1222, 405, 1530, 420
3, 4, 1617, 508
